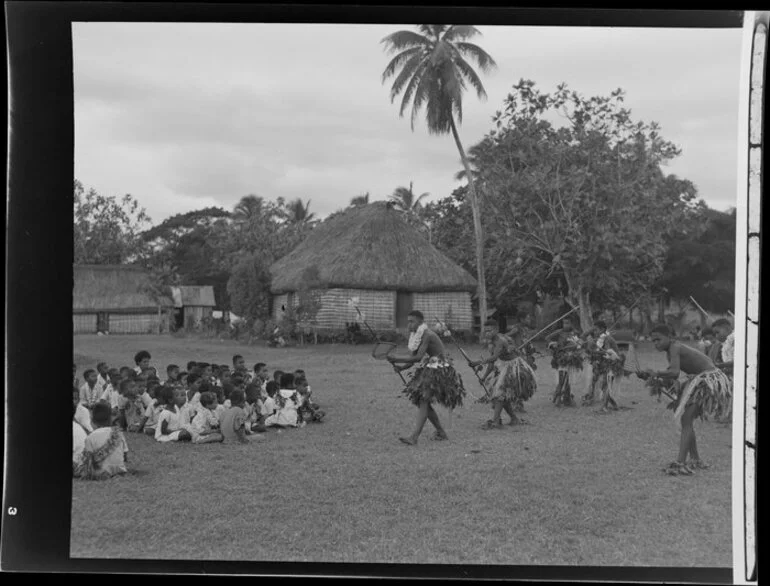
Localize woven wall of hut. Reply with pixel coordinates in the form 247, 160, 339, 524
109, 313, 166, 334
271, 289, 473, 332
315, 289, 396, 330
73, 314, 97, 334
413, 292, 473, 330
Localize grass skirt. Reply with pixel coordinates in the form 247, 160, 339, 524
551, 347, 584, 371
672, 369, 732, 429
402, 357, 466, 410
487, 357, 537, 403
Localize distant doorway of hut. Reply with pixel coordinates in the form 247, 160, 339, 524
395, 291, 413, 329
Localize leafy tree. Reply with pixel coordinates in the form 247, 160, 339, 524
227, 254, 273, 321
658, 206, 736, 316
74, 179, 151, 264
461, 81, 699, 330
233, 194, 265, 222
140, 206, 232, 307
381, 24, 497, 336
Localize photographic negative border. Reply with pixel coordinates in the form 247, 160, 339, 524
3, 4, 759, 582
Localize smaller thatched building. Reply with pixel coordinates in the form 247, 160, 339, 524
269, 202, 477, 332
73, 265, 173, 334
171, 285, 217, 330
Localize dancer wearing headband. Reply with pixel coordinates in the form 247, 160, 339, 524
388, 310, 466, 446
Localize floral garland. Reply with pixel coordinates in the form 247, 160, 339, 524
408, 323, 428, 352
275, 390, 300, 409
78, 427, 123, 481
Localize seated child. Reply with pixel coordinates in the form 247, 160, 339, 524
245, 383, 266, 433
119, 379, 146, 433
219, 389, 252, 444
262, 381, 278, 420
265, 373, 302, 428
139, 385, 166, 436
73, 387, 94, 434
119, 366, 133, 381
96, 362, 110, 392
155, 386, 193, 443
80, 369, 102, 410
100, 369, 123, 425
165, 364, 180, 386
134, 350, 152, 375
72, 402, 87, 475
77, 401, 129, 480
296, 376, 325, 423
190, 392, 224, 444
294, 369, 320, 410
213, 386, 227, 420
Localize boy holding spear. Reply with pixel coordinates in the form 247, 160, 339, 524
468, 319, 535, 429
638, 325, 731, 476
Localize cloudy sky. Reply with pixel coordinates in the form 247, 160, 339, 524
73, 22, 743, 225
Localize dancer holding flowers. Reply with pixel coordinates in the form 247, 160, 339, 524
469, 319, 536, 429
638, 325, 731, 476
582, 320, 627, 411
388, 311, 465, 446
545, 317, 584, 407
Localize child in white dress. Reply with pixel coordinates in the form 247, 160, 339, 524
155, 386, 193, 442
191, 392, 224, 444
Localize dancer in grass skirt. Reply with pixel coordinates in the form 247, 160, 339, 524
711, 318, 734, 424
469, 319, 535, 428
388, 310, 465, 446
506, 313, 538, 412
545, 316, 583, 407
638, 325, 731, 476
582, 320, 627, 411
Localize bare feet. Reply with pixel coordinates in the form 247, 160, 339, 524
663, 461, 693, 476
687, 459, 710, 470
431, 431, 448, 441
481, 419, 503, 430
399, 436, 418, 446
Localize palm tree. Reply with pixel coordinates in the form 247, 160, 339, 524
389, 181, 430, 213
349, 192, 371, 207
381, 24, 496, 333
233, 194, 264, 222
286, 197, 316, 225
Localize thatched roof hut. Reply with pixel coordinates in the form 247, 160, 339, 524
73, 265, 173, 334
269, 202, 477, 332
270, 201, 476, 294
74, 265, 173, 312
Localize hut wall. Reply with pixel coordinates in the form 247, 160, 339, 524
272, 294, 290, 322
184, 306, 213, 329
109, 312, 164, 334
73, 313, 97, 334
315, 289, 396, 330
412, 292, 473, 330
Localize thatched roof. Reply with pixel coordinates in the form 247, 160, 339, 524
73, 265, 174, 312
172, 286, 216, 308
269, 202, 477, 294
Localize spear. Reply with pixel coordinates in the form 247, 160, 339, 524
350, 301, 406, 385
689, 296, 711, 321
434, 317, 491, 399
516, 305, 579, 352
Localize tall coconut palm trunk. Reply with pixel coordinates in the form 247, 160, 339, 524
450, 116, 487, 333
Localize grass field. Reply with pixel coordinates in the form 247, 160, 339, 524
71, 335, 733, 566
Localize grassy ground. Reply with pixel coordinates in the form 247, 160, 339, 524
71, 335, 732, 566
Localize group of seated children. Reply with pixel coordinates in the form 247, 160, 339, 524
73, 351, 326, 479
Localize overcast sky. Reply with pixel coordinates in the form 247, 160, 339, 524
73, 22, 743, 225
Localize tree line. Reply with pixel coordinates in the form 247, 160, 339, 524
73, 24, 735, 334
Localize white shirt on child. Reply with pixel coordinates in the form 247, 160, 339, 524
265, 389, 299, 427
261, 396, 276, 417
97, 374, 110, 392
74, 404, 94, 433
154, 405, 192, 441
191, 407, 220, 439
73, 421, 87, 466
100, 385, 121, 410
143, 403, 164, 431
722, 332, 735, 363
79, 382, 102, 409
